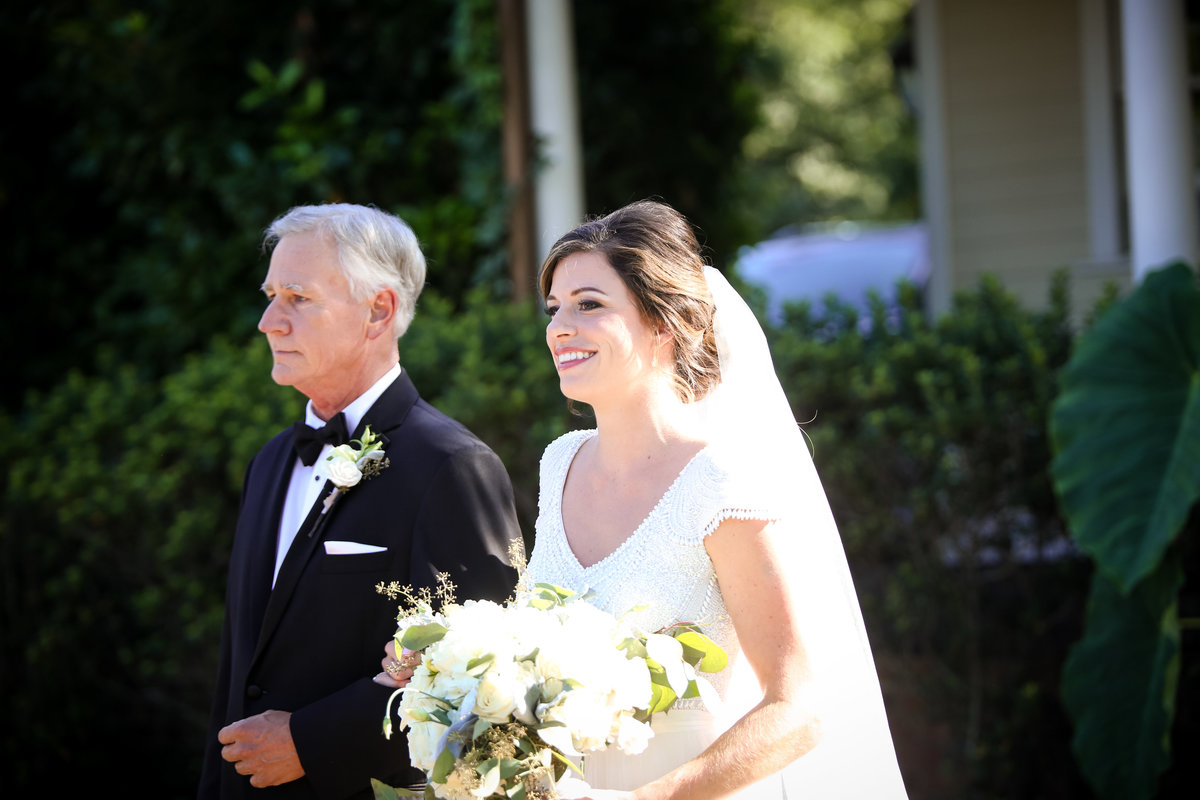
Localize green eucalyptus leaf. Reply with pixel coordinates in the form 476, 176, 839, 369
467, 653, 496, 674
1062, 554, 1183, 800
648, 680, 677, 713
473, 717, 492, 741
1050, 262, 1200, 591
675, 630, 728, 673
620, 638, 649, 660
371, 777, 425, 799
431, 745, 456, 784
400, 623, 448, 651
476, 761, 502, 796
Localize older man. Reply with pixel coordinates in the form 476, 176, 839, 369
199, 204, 520, 799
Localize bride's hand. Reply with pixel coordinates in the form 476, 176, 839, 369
373, 639, 421, 688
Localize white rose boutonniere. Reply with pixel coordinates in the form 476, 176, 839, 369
309, 426, 389, 535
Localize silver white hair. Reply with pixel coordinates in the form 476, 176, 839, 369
264, 203, 427, 339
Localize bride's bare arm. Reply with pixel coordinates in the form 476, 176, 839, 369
628, 517, 823, 800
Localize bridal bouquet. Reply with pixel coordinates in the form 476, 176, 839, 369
377, 580, 726, 800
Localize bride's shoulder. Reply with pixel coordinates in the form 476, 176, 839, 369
682, 440, 794, 521
538, 428, 596, 471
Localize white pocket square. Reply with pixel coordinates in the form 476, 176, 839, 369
324, 540, 387, 555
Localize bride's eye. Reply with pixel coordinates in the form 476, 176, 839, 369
578, 300, 601, 311
544, 304, 559, 317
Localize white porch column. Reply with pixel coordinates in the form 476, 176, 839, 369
1120, 0, 1199, 279
915, 0, 953, 317
526, 0, 586, 265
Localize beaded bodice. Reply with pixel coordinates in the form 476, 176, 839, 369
526, 429, 785, 707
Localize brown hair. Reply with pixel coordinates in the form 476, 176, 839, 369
539, 200, 720, 403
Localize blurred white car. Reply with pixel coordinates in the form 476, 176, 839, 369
734, 221, 929, 323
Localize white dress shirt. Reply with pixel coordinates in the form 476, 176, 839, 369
272, 363, 402, 586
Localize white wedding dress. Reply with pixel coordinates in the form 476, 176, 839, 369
526, 428, 909, 799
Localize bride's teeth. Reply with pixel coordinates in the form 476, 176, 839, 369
558, 351, 593, 364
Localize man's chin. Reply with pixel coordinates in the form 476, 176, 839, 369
269, 365, 299, 387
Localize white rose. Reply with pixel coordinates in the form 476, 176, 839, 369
428, 667, 480, 704
470, 670, 519, 724
538, 690, 615, 753
405, 719, 448, 772
608, 654, 653, 711
326, 456, 362, 488
612, 712, 653, 754
428, 602, 512, 676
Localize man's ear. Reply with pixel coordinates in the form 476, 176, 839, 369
366, 288, 399, 339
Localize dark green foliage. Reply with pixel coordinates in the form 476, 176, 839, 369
1051, 263, 1200, 800
2, 0, 506, 408
572, 0, 770, 265
0, 339, 296, 794
766, 273, 1092, 795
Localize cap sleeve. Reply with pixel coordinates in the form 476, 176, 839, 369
669, 442, 793, 544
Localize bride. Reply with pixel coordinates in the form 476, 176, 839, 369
522, 200, 908, 799
380, 199, 908, 798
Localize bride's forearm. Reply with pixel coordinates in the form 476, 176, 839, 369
630, 696, 822, 800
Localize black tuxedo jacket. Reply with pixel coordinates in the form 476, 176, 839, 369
199, 373, 521, 800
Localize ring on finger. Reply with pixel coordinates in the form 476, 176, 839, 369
384, 659, 405, 677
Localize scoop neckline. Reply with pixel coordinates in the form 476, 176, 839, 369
555, 430, 711, 571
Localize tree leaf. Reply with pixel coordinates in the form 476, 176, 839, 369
1061, 554, 1183, 800
1050, 262, 1200, 591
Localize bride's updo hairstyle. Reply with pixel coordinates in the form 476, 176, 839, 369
539, 200, 721, 403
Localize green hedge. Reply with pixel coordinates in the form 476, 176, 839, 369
1, 274, 1159, 798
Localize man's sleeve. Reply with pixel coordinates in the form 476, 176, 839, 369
408, 444, 523, 603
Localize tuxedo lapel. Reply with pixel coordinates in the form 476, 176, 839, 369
242, 439, 297, 645
248, 371, 420, 667
252, 478, 336, 666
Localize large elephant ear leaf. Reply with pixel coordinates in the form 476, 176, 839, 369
1050, 262, 1200, 592
1061, 553, 1184, 800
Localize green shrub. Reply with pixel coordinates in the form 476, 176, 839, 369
765, 273, 1090, 794
0, 339, 295, 794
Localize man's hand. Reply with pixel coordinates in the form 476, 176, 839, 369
218, 709, 305, 787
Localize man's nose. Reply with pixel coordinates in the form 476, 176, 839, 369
258, 299, 286, 334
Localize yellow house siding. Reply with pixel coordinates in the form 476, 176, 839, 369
936, 0, 1098, 312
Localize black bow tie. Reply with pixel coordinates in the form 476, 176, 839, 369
291, 413, 350, 466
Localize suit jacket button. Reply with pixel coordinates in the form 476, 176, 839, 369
246, 685, 263, 699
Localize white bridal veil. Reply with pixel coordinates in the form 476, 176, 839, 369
696, 266, 909, 798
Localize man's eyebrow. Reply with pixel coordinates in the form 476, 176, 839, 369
261, 282, 304, 293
